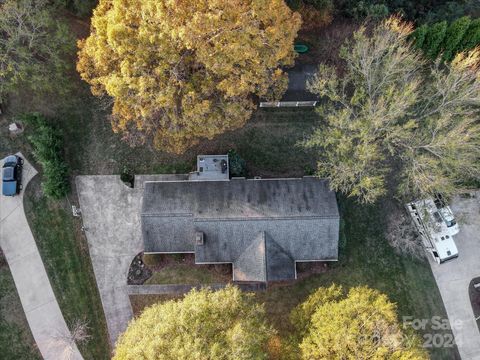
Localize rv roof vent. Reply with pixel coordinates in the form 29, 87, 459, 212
195, 232, 204, 246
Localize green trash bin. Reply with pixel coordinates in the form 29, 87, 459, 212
294, 44, 309, 54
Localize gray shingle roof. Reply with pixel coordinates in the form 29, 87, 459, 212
234, 232, 267, 282
141, 177, 339, 281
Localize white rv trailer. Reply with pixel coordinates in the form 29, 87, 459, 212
406, 198, 459, 264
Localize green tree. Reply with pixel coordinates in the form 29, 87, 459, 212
412, 16, 480, 62
412, 24, 429, 49
441, 16, 471, 61
23, 114, 70, 199
0, 0, 74, 102
113, 286, 274, 360
303, 17, 480, 203
54, 0, 97, 16
459, 18, 480, 50
423, 20, 447, 59
78, 0, 301, 154
292, 285, 428, 360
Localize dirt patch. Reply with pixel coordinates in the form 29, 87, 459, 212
296, 261, 330, 280
295, 17, 359, 68
129, 294, 181, 317
142, 253, 232, 285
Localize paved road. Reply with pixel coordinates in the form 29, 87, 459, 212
76, 174, 188, 346
429, 192, 480, 360
0, 154, 82, 360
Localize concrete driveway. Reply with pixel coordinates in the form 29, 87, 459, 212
76, 174, 187, 346
0, 153, 82, 360
429, 192, 480, 360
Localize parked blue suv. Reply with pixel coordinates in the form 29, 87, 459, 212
2, 155, 23, 196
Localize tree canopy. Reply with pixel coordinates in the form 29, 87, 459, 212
113, 286, 274, 360
291, 285, 428, 359
0, 0, 73, 102
77, 0, 301, 153
412, 16, 480, 61
303, 16, 480, 203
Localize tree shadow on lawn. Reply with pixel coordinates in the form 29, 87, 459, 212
52, 96, 320, 178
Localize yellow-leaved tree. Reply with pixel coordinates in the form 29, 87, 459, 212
77, 0, 301, 153
291, 285, 429, 359
113, 286, 274, 360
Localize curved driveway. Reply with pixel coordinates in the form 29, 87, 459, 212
0, 153, 82, 360
429, 192, 480, 360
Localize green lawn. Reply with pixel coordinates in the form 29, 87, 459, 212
0, 255, 40, 360
145, 263, 231, 285
23, 178, 110, 360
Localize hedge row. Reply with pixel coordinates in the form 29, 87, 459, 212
412, 16, 480, 61
23, 114, 69, 199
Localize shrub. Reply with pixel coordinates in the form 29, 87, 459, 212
304, 0, 333, 11
424, 0, 480, 23
349, 1, 389, 20
286, 0, 302, 11
55, 0, 97, 17
459, 18, 480, 50
228, 149, 247, 177
423, 20, 448, 59
142, 254, 162, 267
298, 1, 334, 30
23, 114, 69, 199
120, 165, 134, 188
412, 24, 429, 49
442, 16, 472, 61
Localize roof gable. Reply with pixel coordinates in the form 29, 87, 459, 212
233, 232, 266, 282
265, 233, 295, 281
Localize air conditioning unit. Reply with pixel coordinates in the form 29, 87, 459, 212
195, 232, 204, 246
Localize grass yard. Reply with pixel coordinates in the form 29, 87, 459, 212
0, 253, 40, 360
145, 265, 229, 285
23, 178, 110, 360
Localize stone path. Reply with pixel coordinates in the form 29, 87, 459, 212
126, 283, 266, 295
0, 153, 82, 360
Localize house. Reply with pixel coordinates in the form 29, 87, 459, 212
141, 155, 340, 282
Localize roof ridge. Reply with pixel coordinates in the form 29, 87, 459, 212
193, 215, 339, 222
233, 231, 267, 282
262, 231, 268, 281
141, 213, 193, 217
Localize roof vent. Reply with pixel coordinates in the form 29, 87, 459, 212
195, 232, 204, 246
